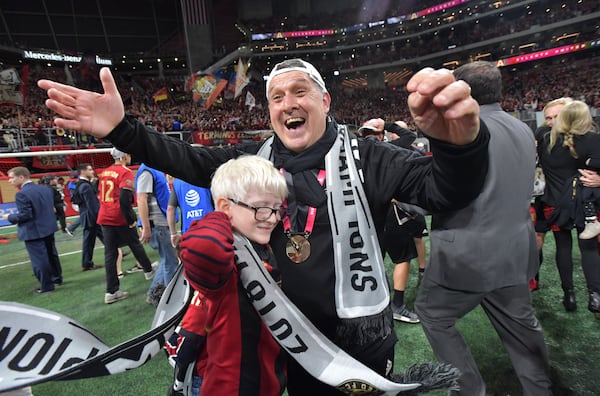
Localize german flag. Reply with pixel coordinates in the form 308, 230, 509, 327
153, 87, 168, 103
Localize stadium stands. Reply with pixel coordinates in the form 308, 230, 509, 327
1, 0, 599, 158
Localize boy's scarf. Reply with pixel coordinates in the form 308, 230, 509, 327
233, 232, 459, 395
259, 124, 389, 318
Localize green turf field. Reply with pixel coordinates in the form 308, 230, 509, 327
1, 219, 599, 395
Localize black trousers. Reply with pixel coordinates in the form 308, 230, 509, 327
101, 225, 152, 293
553, 229, 600, 292
81, 224, 103, 268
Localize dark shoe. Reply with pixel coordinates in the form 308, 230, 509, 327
392, 304, 420, 323
126, 265, 144, 274
82, 264, 102, 271
35, 288, 54, 294
144, 268, 156, 281
167, 386, 184, 396
589, 292, 600, 319
563, 289, 577, 312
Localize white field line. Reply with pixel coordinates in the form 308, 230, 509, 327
0, 245, 105, 270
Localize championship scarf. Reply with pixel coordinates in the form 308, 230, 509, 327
0, 245, 458, 395
233, 232, 459, 395
258, 124, 389, 318
0, 264, 190, 393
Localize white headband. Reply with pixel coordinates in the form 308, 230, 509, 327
265, 59, 327, 98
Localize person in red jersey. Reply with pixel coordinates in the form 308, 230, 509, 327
97, 148, 156, 304
169, 155, 288, 396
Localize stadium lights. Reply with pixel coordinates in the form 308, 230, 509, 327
443, 60, 459, 68
519, 43, 536, 50
555, 33, 579, 42
475, 52, 491, 60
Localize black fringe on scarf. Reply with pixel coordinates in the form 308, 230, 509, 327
334, 305, 394, 349
391, 362, 461, 395
147, 283, 166, 307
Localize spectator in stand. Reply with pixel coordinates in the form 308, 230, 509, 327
3, 167, 63, 293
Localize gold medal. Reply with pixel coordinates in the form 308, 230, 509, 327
285, 234, 311, 263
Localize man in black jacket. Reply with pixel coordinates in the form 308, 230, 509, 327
40, 59, 489, 395
45, 175, 68, 233
72, 163, 103, 271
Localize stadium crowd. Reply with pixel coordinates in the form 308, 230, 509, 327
245, 0, 599, 70
0, 0, 598, 148
1, 55, 599, 146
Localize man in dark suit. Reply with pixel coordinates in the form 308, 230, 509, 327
415, 62, 552, 395
72, 163, 103, 271
3, 166, 63, 293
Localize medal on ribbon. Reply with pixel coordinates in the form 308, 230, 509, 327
281, 169, 325, 264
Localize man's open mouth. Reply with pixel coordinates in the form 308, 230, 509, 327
285, 118, 305, 129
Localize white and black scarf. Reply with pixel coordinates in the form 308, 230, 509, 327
259, 123, 389, 318
234, 232, 459, 395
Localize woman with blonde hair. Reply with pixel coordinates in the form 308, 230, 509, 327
549, 101, 600, 239
537, 100, 600, 318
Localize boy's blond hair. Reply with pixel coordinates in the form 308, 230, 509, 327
210, 155, 287, 201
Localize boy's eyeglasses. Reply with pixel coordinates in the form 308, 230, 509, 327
228, 198, 286, 221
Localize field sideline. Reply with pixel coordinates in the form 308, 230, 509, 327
1, 219, 599, 395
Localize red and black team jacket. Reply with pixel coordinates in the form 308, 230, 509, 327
180, 211, 287, 396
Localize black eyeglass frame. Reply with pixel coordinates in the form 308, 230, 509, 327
228, 198, 285, 221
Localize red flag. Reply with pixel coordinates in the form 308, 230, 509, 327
204, 79, 228, 109
190, 75, 227, 109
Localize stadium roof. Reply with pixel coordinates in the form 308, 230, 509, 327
0, 0, 183, 60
